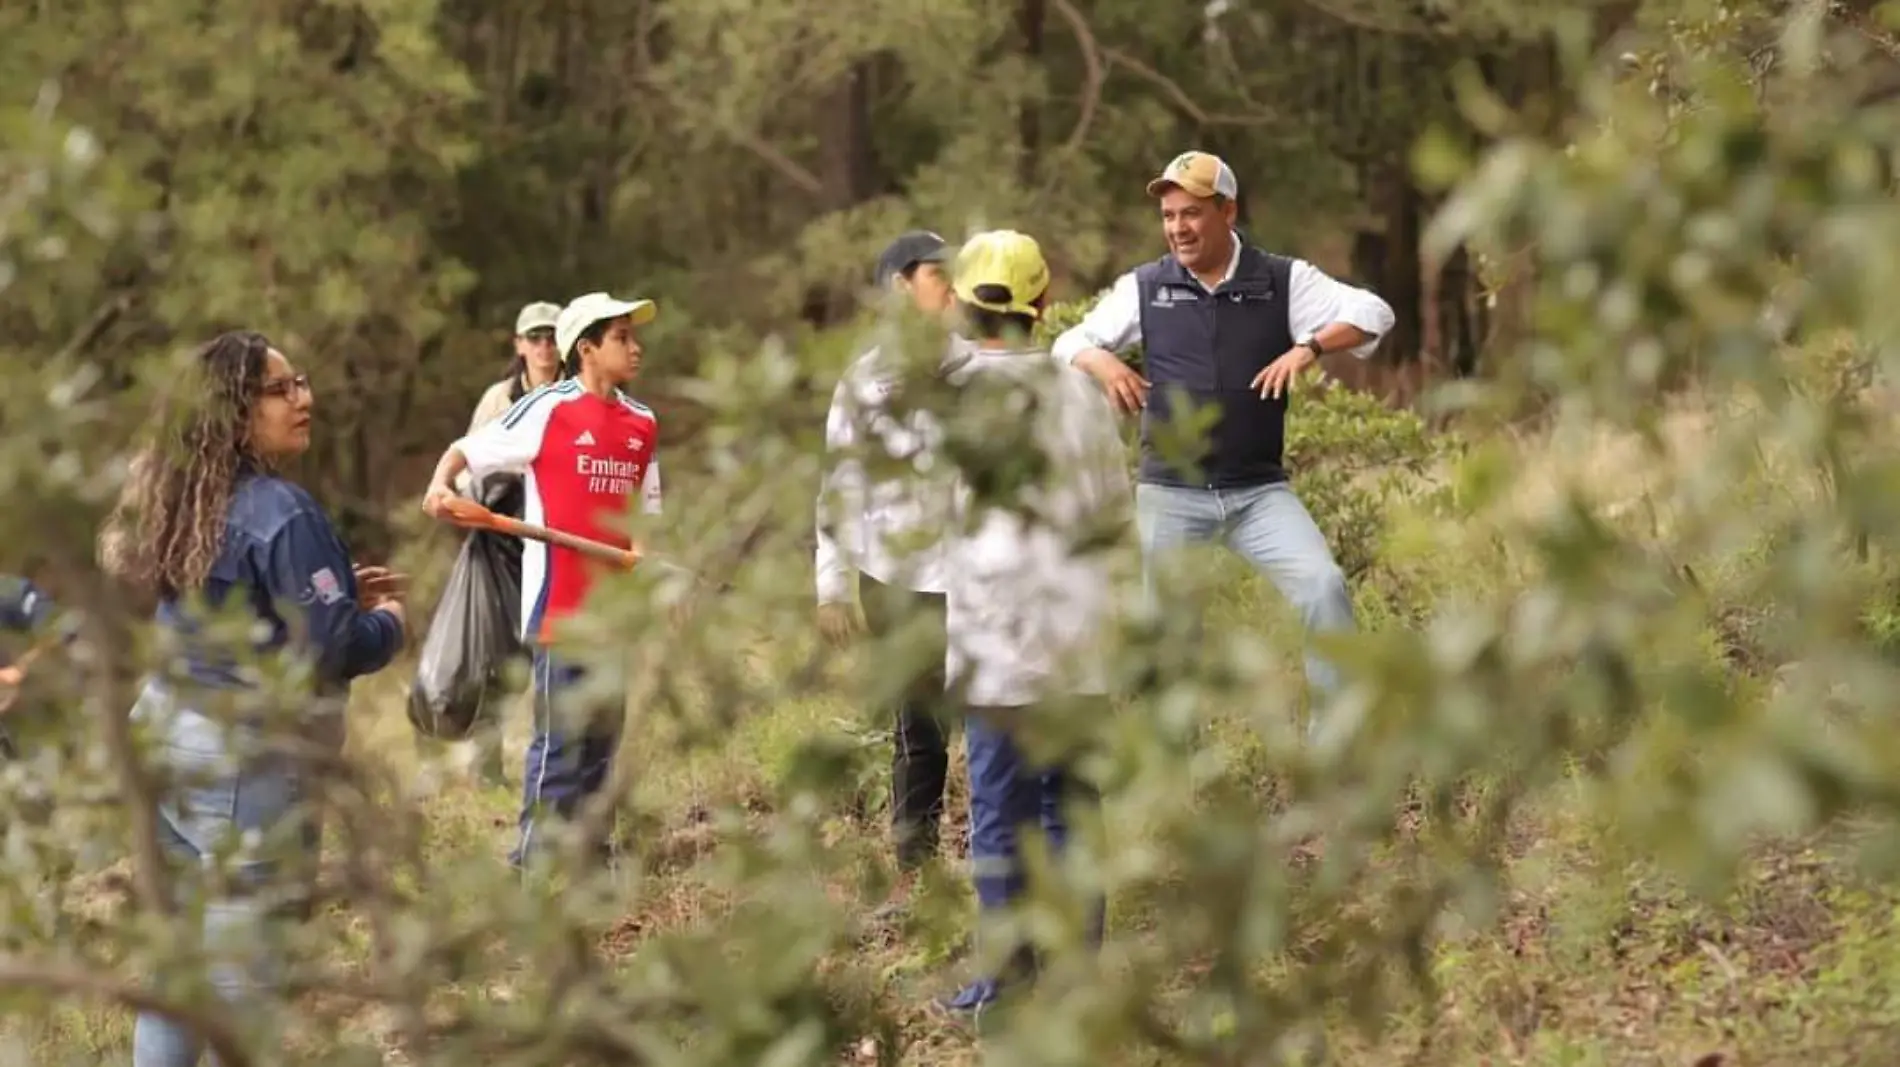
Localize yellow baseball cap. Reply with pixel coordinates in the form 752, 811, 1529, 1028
952, 230, 1050, 317
1145, 150, 1239, 200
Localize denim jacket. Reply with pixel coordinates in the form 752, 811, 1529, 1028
153, 472, 403, 696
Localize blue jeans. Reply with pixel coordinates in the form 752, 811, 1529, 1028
1135, 481, 1357, 708
510, 647, 625, 870
129, 682, 332, 1067
964, 701, 1106, 980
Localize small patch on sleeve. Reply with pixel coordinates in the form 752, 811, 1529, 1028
310, 567, 344, 605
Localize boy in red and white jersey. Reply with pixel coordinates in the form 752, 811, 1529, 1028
423, 291, 662, 870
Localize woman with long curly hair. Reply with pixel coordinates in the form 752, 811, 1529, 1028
100, 330, 408, 1067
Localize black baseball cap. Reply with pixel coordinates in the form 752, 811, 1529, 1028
873, 230, 948, 287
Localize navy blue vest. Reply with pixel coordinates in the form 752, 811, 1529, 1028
1134, 245, 1295, 488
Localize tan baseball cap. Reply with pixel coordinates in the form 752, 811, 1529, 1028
514, 301, 562, 335
1145, 150, 1239, 200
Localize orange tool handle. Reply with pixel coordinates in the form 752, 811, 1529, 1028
438, 498, 642, 571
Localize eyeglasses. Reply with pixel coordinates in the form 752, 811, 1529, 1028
523, 328, 556, 344
260, 374, 311, 400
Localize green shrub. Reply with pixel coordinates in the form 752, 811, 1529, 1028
1285, 378, 1443, 582
21, 8, 1900, 1067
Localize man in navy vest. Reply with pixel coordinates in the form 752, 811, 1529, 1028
1051, 150, 1395, 725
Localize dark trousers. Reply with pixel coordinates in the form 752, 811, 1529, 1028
859, 573, 950, 871
509, 646, 625, 870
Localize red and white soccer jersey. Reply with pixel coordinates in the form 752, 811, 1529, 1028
456, 380, 662, 643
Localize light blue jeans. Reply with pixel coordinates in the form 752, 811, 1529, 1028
129, 681, 334, 1067
1135, 481, 1357, 712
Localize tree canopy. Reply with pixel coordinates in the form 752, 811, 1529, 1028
7, 0, 1900, 1064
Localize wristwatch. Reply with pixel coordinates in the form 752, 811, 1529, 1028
1295, 332, 1326, 358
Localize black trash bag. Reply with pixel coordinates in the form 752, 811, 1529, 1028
407, 476, 524, 741
483, 471, 526, 565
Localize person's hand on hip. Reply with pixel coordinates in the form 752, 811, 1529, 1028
1073, 348, 1150, 413
1253, 343, 1320, 400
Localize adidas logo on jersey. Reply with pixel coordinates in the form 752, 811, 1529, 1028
574, 430, 596, 446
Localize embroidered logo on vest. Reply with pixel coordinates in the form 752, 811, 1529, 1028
1148, 284, 1199, 308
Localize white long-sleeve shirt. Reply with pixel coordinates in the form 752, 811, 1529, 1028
813, 336, 971, 604
943, 347, 1134, 708
1050, 232, 1396, 364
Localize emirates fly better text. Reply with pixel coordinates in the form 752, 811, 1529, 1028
577, 453, 641, 496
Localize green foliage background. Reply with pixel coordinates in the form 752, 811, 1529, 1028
7, 0, 1900, 1065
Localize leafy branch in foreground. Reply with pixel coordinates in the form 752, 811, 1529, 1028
5, 4, 1900, 1067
